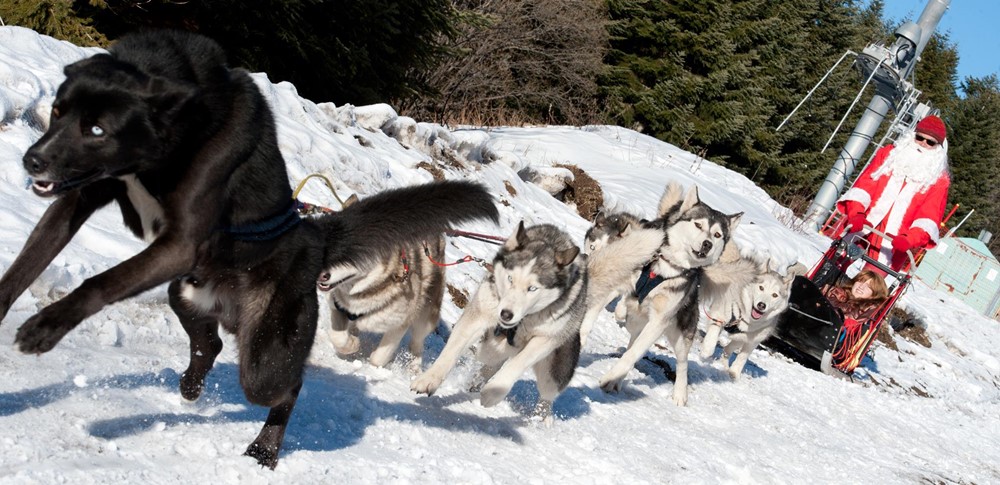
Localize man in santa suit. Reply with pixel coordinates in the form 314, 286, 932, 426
836, 115, 951, 272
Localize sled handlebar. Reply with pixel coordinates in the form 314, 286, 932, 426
845, 226, 915, 278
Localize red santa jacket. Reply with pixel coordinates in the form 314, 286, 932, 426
836, 144, 950, 269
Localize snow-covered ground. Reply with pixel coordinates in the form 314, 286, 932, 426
1, 27, 998, 484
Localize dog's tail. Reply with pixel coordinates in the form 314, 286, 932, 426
320, 180, 499, 266
657, 181, 685, 219
701, 256, 762, 304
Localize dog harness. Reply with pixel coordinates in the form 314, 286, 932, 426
223, 201, 302, 241
634, 263, 666, 304
634, 262, 699, 305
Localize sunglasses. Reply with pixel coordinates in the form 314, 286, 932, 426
915, 134, 939, 147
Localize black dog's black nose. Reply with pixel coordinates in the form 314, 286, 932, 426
23, 153, 47, 175
701, 240, 713, 252
499, 309, 513, 323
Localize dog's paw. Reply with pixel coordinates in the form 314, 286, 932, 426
244, 441, 279, 470
410, 372, 443, 396
331, 333, 361, 356
598, 373, 625, 393
179, 372, 206, 401
698, 346, 715, 361
14, 309, 78, 354
368, 348, 397, 368
479, 383, 510, 408
671, 387, 688, 406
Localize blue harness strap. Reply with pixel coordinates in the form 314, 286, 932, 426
223, 201, 302, 241
634, 263, 665, 304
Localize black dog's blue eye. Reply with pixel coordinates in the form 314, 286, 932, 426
89, 125, 105, 136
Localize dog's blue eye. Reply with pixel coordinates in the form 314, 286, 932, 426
507, 275, 512, 283
89, 125, 105, 136
528, 286, 538, 292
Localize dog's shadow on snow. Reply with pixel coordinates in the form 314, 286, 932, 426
0, 362, 527, 455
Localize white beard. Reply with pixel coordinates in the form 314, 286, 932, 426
872, 131, 949, 191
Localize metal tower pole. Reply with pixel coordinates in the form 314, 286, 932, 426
804, 0, 950, 231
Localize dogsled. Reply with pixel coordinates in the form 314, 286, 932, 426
769, 219, 917, 380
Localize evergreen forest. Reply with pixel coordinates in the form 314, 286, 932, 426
3, 0, 998, 256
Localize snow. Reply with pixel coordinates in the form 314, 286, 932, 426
1, 26, 999, 484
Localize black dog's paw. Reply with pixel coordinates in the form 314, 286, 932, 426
244, 442, 279, 470
14, 310, 77, 354
179, 372, 206, 401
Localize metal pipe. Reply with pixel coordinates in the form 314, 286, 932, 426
777, 51, 856, 132
804, 0, 950, 230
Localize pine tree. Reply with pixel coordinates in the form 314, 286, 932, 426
598, 0, 887, 208
945, 75, 1000, 257
2, 0, 108, 46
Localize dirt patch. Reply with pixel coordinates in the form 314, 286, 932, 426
416, 161, 445, 181
875, 323, 898, 351
553, 164, 603, 220
887, 307, 931, 348
447, 284, 468, 309
504, 180, 517, 197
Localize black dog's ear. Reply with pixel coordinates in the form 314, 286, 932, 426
144, 77, 199, 121
63, 54, 115, 78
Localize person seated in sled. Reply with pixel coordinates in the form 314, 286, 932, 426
820, 269, 889, 325
835, 115, 951, 273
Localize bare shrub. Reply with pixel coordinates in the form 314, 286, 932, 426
400, 0, 608, 126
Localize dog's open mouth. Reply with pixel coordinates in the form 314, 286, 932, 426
692, 248, 708, 259
316, 273, 349, 292
751, 307, 764, 320
31, 179, 59, 196
29, 170, 103, 197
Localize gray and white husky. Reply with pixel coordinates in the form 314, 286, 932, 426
411, 222, 586, 423
584, 211, 644, 254
317, 193, 447, 368
599, 182, 741, 406
579, 214, 662, 347
700, 256, 801, 379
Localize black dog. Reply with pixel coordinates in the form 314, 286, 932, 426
0, 30, 498, 468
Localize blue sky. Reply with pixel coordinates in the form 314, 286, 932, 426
879, 0, 999, 83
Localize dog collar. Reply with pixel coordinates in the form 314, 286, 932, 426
223, 201, 302, 241
493, 324, 517, 345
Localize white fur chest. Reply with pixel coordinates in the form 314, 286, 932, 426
120, 174, 165, 243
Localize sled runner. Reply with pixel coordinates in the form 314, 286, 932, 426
769, 225, 914, 380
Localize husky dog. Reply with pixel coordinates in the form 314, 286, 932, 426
0, 30, 499, 469
700, 258, 800, 378
599, 182, 741, 406
584, 211, 644, 254
317, 193, 447, 368
411, 222, 586, 423
579, 219, 662, 348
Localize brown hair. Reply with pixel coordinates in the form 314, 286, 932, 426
840, 270, 889, 305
